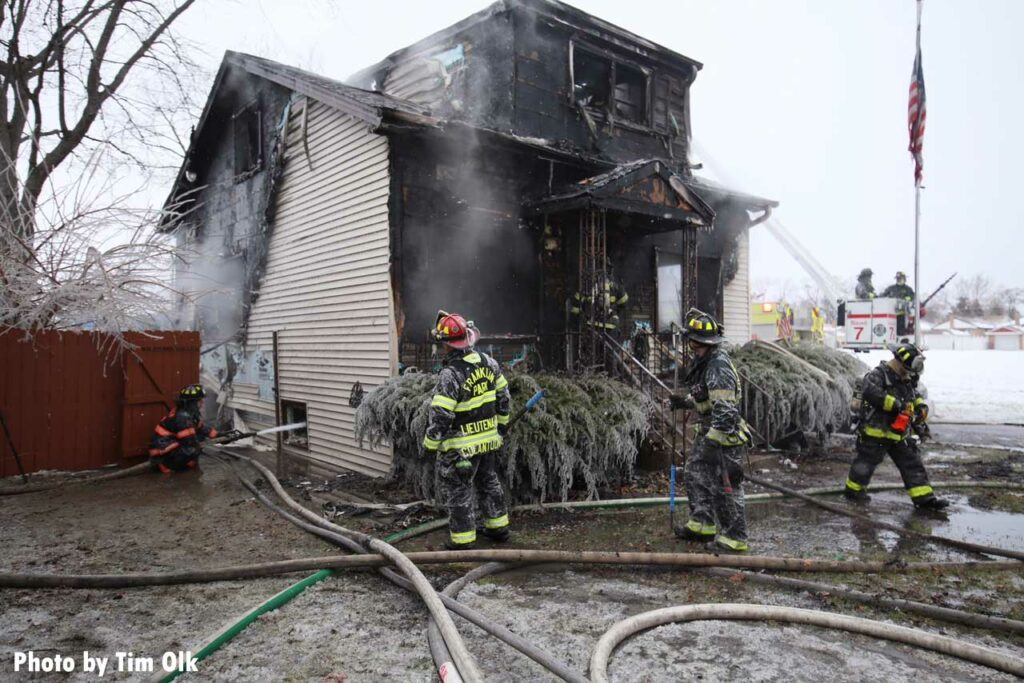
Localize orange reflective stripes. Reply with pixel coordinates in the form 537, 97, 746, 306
175, 427, 196, 439
154, 424, 174, 437
208, 428, 219, 438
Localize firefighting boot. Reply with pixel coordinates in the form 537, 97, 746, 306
482, 527, 511, 543
843, 481, 871, 503
913, 495, 950, 511
674, 519, 716, 543
709, 535, 750, 554
444, 538, 477, 551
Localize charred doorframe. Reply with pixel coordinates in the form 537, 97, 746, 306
568, 39, 653, 130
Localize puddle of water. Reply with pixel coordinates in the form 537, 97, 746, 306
866, 491, 1024, 554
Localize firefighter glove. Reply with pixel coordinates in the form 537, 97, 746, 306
497, 424, 508, 437
669, 393, 696, 410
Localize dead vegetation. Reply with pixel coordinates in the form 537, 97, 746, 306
354, 371, 654, 503
732, 341, 869, 445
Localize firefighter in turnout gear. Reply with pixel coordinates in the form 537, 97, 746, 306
669, 310, 752, 552
422, 311, 512, 549
570, 260, 629, 335
843, 343, 949, 510
882, 271, 916, 302
855, 268, 876, 299
882, 271, 918, 334
148, 384, 219, 473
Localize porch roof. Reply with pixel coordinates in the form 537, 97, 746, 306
525, 159, 717, 227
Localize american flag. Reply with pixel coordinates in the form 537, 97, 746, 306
908, 1, 926, 186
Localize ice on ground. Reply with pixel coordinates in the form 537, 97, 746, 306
844, 349, 1024, 423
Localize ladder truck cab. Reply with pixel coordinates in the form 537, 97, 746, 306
838, 297, 917, 350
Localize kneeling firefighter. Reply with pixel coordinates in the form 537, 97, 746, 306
669, 310, 752, 553
149, 384, 219, 473
422, 311, 513, 549
843, 343, 949, 509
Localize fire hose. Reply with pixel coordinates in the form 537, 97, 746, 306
220, 456, 584, 683
588, 603, 1024, 681
219, 451, 485, 683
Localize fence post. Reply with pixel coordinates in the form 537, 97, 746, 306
272, 331, 284, 478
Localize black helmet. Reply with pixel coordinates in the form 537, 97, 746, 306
178, 383, 206, 402
859, 268, 873, 278
683, 309, 726, 346
891, 343, 924, 373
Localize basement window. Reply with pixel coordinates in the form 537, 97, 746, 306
571, 44, 649, 126
233, 102, 263, 178
280, 400, 308, 450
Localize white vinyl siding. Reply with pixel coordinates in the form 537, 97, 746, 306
722, 229, 751, 344
231, 98, 395, 476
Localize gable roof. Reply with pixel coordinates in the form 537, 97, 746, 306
162, 52, 431, 226
226, 52, 431, 126
526, 159, 716, 226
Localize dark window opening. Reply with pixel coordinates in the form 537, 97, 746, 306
233, 103, 262, 178
614, 62, 646, 123
571, 45, 649, 126
573, 49, 611, 111
280, 400, 308, 450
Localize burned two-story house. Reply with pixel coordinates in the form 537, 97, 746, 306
163, 0, 776, 476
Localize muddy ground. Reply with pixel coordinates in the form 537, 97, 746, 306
1, 434, 1023, 682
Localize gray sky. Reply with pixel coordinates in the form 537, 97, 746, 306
176, 0, 1023, 298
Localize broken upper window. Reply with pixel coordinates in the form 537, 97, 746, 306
572, 45, 649, 126
573, 49, 611, 111
233, 103, 262, 178
614, 63, 646, 123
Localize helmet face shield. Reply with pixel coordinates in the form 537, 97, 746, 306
893, 343, 924, 374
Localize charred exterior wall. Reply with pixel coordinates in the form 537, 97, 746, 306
390, 131, 560, 357
172, 66, 293, 348
511, 4, 694, 164
352, 1, 697, 166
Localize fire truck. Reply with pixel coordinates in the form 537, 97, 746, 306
838, 297, 916, 351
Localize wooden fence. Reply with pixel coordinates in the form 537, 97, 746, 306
0, 330, 200, 477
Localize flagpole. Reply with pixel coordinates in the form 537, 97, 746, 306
914, 183, 921, 347
913, 0, 923, 348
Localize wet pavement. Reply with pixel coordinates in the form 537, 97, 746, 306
1, 445, 1022, 681
930, 423, 1024, 451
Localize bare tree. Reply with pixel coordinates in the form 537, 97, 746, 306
0, 0, 198, 241
0, 152, 201, 344
0, 0, 202, 347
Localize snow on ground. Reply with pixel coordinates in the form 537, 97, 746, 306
843, 348, 1024, 423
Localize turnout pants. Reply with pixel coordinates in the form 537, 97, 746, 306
683, 436, 748, 546
438, 449, 509, 546
846, 435, 935, 502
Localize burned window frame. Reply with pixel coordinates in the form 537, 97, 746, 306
569, 40, 652, 129
232, 100, 263, 180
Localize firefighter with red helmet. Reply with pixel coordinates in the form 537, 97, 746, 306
422, 311, 512, 549
843, 343, 949, 510
148, 384, 219, 473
